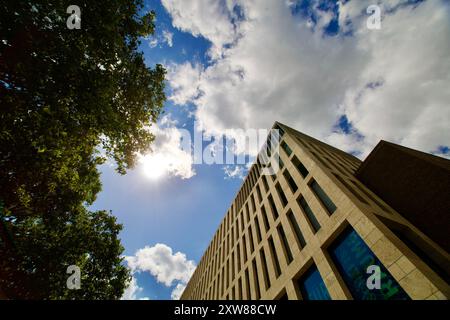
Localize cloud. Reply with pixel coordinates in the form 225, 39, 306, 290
138, 116, 195, 179
148, 38, 158, 48
161, 0, 240, 59
162, 29, 174, 47
170, 283, 187, 300
125, 243, 196, 300
166, 63, 202, 106
121, 276, 150, 300
163, 0, 450, 160
223, 165, 246, 180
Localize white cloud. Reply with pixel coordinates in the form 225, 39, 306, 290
125, 243, 196, 300
223, 165, 246, 180
138, 116, 195, 179
162, 29, 174, 47
148, 38, 158, 48
170, 283, 187, 300
166, 63, 202, 106
121, 276, 150, 300
161, 0, 239, 59
163, 0, 450, 160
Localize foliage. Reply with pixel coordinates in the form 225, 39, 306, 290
0, 0, 165, 298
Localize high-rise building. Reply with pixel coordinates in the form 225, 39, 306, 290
181, 122, 449, 300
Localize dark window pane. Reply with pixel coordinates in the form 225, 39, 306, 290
310, 180, 337, 214
268, 236, 282, 277
252, 259, 261, 300
287, 210, 306, 249
297, 265, 331, 300
268, 195, 279, 219
276, 183, 288, 207
283, 170, 298, 193
261, 204, 270, 232
281, 141, 292, 157
329, 227, 410, 300
260, 248, 271, 290
292, 155, 309, 178
277, 224, 293, 264
298, 197, 321, 233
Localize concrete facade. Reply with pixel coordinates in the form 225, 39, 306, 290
181, 122, 450, 300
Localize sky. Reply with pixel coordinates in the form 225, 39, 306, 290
90, 0, 450, 300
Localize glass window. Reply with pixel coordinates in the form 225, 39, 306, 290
268, 236, 282, 277
277, 224, 293, 264
297, 265, 331, 300
260, 204, 270, 232
297, 196, 321, 233
292, 155, 309, 178
281, 141, 292, 157
274, 124, 285, 137
268, 195, 279, 219
276, 183, 288, 207
310, 180, 337, 214
260, 248, 271, 290
287, 210, 306, 249
283, 169, 298, 193
329, 227, 410, 300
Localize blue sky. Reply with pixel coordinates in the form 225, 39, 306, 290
91, 0, 450, 300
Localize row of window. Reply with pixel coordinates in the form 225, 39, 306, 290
189, 177, 338, 299
297, 226, 410, 300
186, 139, 342, 299
209, 225, 410, 300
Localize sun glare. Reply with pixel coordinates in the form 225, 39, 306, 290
140, 154, 166, 180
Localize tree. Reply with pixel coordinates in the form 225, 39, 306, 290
0, 204, 130, 299
0, 0, 166, 298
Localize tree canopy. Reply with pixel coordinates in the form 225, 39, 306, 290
0, 0, 166, 298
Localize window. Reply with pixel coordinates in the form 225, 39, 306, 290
238, 277, 243, 300
262, 175, 270, 192
274, 124, 285, 137
242, 235, 248, 261
283, 169, 298, 193
310, 180, 337, 214
297, 265, 331, 300
260, 204, 270, 232
254, 216, 262, 243
281, 141, 292, 157
251, 194, 257, 214
268, 236, 282, 277
260, 248, 271, 290
297, 196, 321, 233
256, 184, 263, 203
236, 243, 241, 272
268, 195, 279, 219
292, 155, 309, 178
277, 224, 293, 264
273, 152, 284, 170
275, 183, 288, 207
329, 227, 410, 300
287, 210, 306, 249
245, 268, 251, 300
248, 225, 255, 253
231, 250, 235, 281
252, 259, 261, 300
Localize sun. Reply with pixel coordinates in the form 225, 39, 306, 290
140, 154, 166, 180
